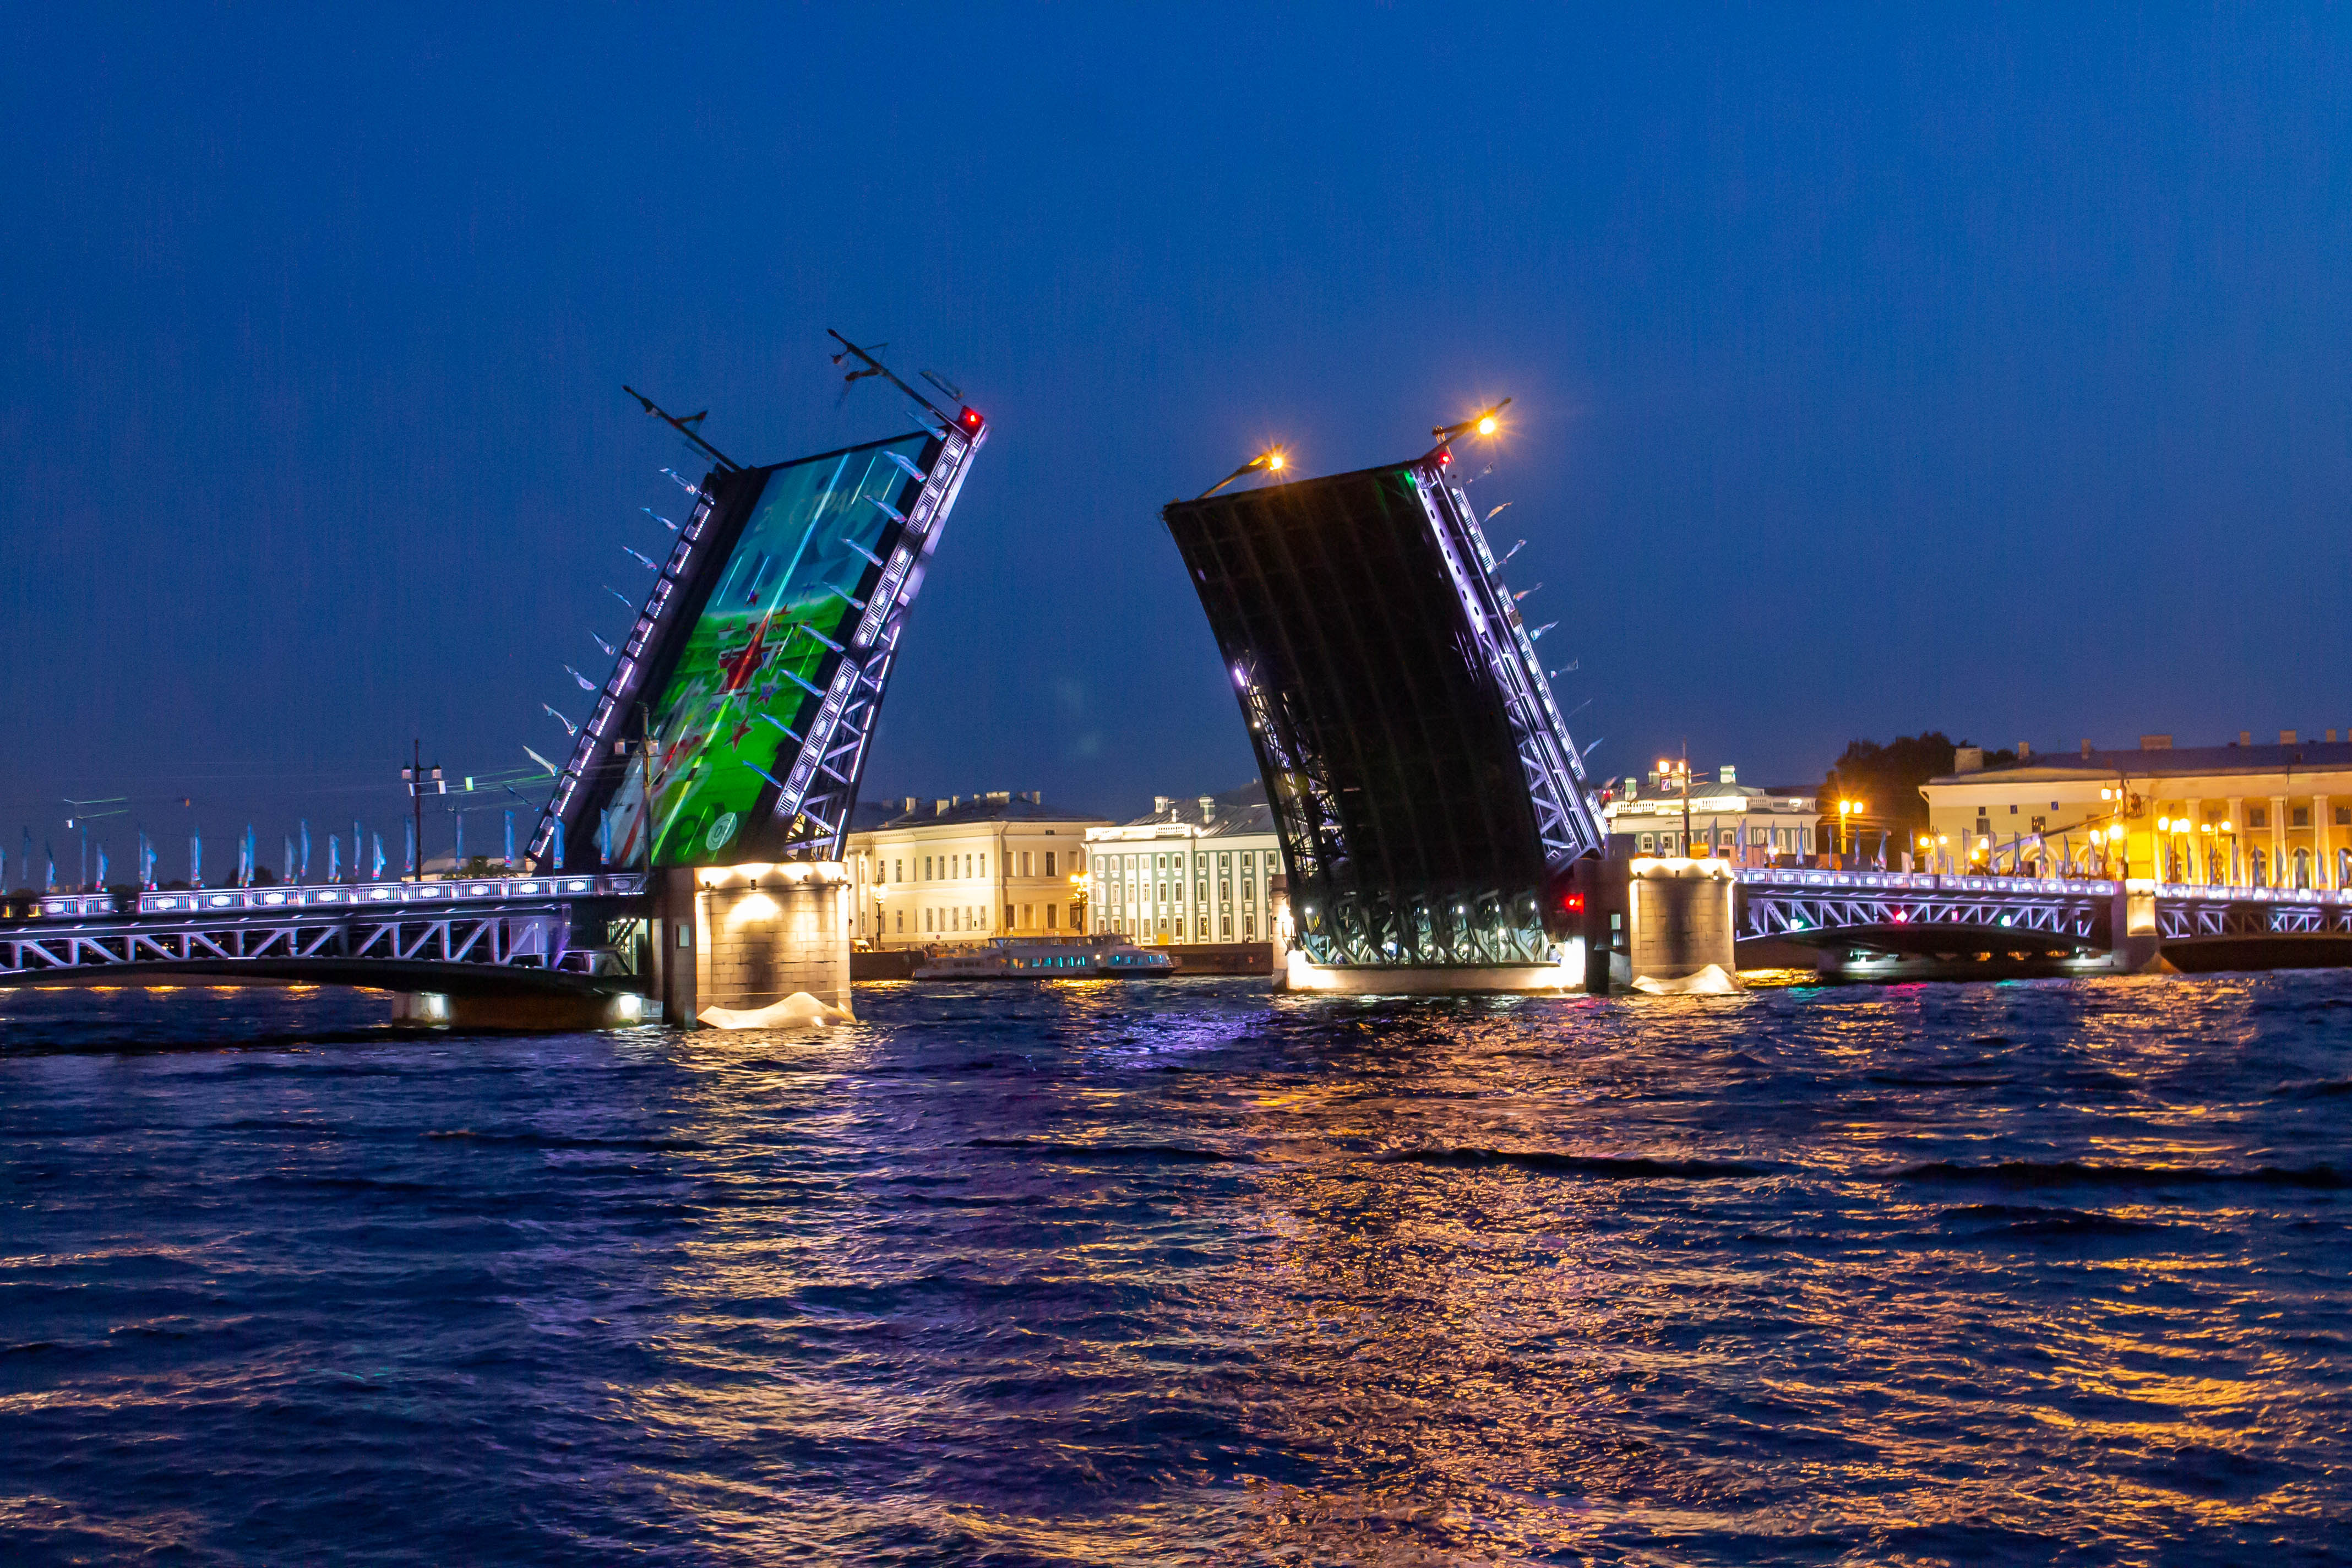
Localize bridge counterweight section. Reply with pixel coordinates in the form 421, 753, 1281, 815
1163, 455, 1603, 973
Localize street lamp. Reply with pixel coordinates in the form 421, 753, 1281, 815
1658, 755, 1693, 856
1199, 447, 1291, 499
1836, 798, 1867, 862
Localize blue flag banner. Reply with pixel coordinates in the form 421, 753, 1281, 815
300, 820, 311, 882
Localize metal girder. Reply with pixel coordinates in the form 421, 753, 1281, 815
0, 897, 643, 984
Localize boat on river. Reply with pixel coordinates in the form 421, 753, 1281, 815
912, 935, 1175, 981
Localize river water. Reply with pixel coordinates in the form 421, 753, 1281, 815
2, 972, 2347, 1565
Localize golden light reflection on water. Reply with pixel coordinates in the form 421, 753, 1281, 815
579, 975, 2352, 1560
3, 974, 2343, 1561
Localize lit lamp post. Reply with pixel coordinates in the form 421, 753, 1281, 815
1069, 872, 1089, 937
1657, 756, 1693, 855
1836, 798, 1866, 865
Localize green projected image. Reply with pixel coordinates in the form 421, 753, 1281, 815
599, 433, 930, 865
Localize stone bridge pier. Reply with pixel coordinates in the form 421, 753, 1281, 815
1576, 857, 1741, 993
647, 862, 853, 1025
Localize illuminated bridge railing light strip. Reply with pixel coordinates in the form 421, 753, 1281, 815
1738, 868, 2116, 897
35, 873, 646, 922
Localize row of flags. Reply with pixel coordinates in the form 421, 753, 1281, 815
6, 809, 556, 894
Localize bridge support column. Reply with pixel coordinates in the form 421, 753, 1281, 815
1623, 858, 1740, 992
654, 862, 853, 1026
2108, 878, 2170, 973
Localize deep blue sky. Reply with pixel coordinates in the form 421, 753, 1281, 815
4, 6, 2349, 870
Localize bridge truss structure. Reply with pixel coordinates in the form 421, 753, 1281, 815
1738, 866, 2352, 959
1164, 447, 1605, 970
1738, 868, 2111, 951
3, 874, 646, 993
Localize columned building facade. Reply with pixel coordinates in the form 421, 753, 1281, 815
1921, 734, 2352, 888
845, 793, 1108, 949
1599, 766, 1819, 861
1085, 784, 1283, 944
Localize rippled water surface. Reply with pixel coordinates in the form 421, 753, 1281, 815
3, 972, 2349, 1565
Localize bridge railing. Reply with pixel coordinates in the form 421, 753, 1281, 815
31, 873, 647, 922
1737, 868, 2116, 897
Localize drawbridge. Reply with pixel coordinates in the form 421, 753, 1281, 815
3, 339, 988, 1024
1163, 416, 1607, 988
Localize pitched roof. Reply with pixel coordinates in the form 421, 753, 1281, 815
1117, 780, 1277, 839
866, 792, 1110, 830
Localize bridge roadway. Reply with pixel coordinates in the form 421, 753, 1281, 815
1739, 865, 2352, 976
1, 874, 650, 1010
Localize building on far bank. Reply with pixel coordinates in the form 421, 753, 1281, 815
1599, 765, 1819, 862
1922, 731, 2352, 888
845, 792, 1109, 949
1085, 782, 1283, 944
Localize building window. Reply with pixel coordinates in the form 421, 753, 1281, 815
895, 911, 903, 933
1044, 903, 1057, 929
1176, 918, 1186, 937
2251, 808, 2269, 828
2294, 808, 2312, 828
1044, 851, 1057, 877
1066, 903, 1077, 929
1244, 914, 1255, 937
1640, 834, 1654, 852
1221, 916, 1232, 937
1005, 903, 1015, 928
1020, 851, 1032, 876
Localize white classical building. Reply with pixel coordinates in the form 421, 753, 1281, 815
1599, 765, 1819, 862
845, 792, 1108, 949
1086, 782, 1283, 944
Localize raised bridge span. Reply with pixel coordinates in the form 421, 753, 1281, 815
2, 346, 988, 1025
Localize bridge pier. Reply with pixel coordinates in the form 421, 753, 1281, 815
648, 862, 853, 1026
1579, 857, 1741, 994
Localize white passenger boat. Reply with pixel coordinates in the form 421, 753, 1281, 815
912, 935, 1176, 980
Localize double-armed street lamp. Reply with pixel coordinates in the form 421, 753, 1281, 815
1657, 755, 1693, 855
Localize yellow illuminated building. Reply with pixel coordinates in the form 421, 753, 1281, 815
1920, 733, 2352, 888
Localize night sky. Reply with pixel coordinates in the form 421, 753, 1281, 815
4, 7, 2348, 873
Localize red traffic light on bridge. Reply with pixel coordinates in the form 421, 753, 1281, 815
1560, 891, 1585, 914
960, 406, 984, 432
